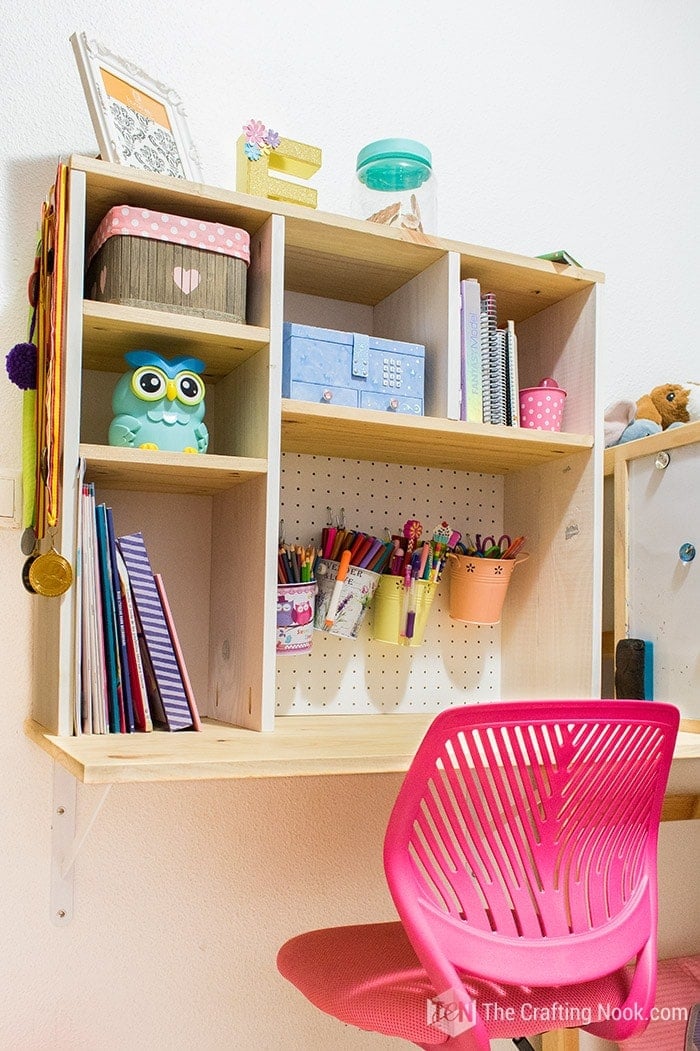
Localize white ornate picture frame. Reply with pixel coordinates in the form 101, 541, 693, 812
70, 32, 203, 182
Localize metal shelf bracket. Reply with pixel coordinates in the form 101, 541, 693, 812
50, 762, 112, 925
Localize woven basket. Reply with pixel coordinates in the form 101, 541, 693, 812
86, 205, 250, 323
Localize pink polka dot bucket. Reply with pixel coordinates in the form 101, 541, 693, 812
519, 377, 567, 431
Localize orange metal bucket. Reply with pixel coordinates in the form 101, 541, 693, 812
447, 553, 528, 624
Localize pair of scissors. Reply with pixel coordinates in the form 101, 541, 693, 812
475, 534, 511, 558
501, 535, 527, 560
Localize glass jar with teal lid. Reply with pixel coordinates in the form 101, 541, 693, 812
352, 138, 436, 235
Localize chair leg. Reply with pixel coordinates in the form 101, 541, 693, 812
540, 1029, 580, 1051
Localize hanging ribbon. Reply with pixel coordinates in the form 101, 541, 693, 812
34, 162, 68, 539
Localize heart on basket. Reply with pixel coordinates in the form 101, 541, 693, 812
173, 267, 201, 295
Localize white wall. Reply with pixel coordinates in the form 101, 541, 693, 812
1, 1, 698, 1048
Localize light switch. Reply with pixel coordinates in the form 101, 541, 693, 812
0, 470, 21, 527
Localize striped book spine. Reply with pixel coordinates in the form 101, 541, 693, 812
117, 532, 193, 731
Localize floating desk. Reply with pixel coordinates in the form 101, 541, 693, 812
25, 716, 700, 822
27, 713, 699, 1051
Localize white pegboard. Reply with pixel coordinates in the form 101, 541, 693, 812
276, 453, 504, 715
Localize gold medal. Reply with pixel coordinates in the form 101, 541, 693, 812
28, 548, 73, 597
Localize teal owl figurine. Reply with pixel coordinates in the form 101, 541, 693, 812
109, 350, 209, 454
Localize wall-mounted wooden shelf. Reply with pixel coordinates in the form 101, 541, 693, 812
80, 443, 266, 495
27, 714, 433, 783
25, 717, 700, 794
72, 154, 603, 320
82, 300, 270, 379
281, 400, 593, 474
604, 419, 700, 476
32, 154, 605, 753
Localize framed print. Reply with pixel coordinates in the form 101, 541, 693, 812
70, 32, 203, 182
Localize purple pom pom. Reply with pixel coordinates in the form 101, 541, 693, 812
5, 342, 37, 390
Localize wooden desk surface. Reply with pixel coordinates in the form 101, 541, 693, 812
26, 717, 700, 821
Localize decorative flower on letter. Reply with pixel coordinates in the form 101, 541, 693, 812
243, 119, 267, 146
242, 120, 281, 161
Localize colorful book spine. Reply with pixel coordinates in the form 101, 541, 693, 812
493, 328, 508, 426
155, 574, 201, 731
460, 278, 483, 423
480, 292, 498, 424
115, 547, 153, 732
95, 502, 124, 733
134, 604, 169, 730
106, 506, 135, 733
505, 320, 520, 427
82, 482, 108, 734
74, 461, 85, 735
117, 531, 194, 731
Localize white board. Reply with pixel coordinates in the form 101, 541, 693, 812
627, 441, 700, 722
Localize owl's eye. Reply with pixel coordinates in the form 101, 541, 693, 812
132, 366, 168, 402
176, 371, 205, 406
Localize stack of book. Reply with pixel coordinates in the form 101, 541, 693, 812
459, 278, 520, 427
75, 467, 200, 735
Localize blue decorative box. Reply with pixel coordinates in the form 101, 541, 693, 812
282, 323, 425, 415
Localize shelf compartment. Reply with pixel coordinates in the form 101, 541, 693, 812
25, 717, 700, 787
82, 300, 270, 379
281, 400, 593, 474
281, 223, 602, 319
454, 247, 603, 328
281, 229, 445, 307
72, 155, 603, 324
75, 154, 281, 245
80, 443, 266, 495
277, 220, 601, 315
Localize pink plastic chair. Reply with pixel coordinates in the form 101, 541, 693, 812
277, 699, 679, 1049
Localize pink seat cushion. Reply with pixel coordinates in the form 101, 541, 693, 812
277, 921, 633, 1046
620, 955, 700, 1050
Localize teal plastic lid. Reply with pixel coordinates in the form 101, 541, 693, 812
356, 139, 432, 192
356, 138, 432, 171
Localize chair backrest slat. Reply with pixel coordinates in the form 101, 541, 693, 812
385, 700, 679, 987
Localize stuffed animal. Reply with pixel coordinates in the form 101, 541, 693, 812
605, 382, 700, 446
636, 383, 693, 429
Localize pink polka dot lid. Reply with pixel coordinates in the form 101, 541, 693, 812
87, 205, 250, 268
518, 377, 567, 431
